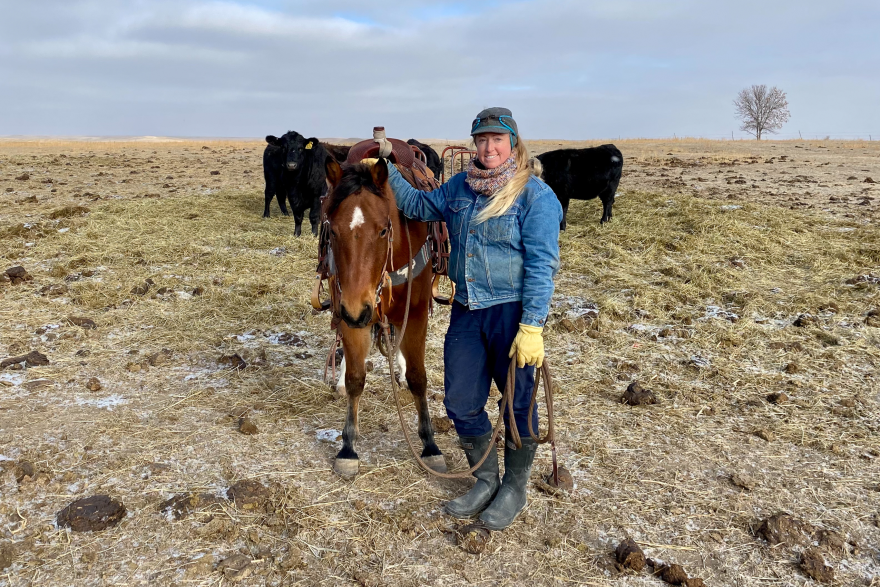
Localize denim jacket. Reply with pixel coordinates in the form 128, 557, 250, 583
387, 163, 562, 327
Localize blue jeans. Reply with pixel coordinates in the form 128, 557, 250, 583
443, 301, 538, 437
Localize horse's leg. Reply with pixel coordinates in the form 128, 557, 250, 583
335, 355, 347, 398
334, 325, 370, 477
394, 347, 408, 390
400, 315, 446, 473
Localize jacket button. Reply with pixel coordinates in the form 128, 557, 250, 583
467, 278, 474, 282
469, 230, 475, 234
467, 254, 473, 258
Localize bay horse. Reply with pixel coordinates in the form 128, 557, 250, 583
323, 157, 446, 477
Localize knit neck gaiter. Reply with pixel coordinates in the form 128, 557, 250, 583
465, 155, 517, 196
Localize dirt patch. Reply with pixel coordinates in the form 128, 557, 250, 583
56, 495, 127, 532
622, 381, 657, 405
456, 524, 491, 554
756, 513, 815, 546
217, 552, 253, 581
614, 538, 646, 572
66, 316, 97, 329
1, 350, 49, 369
238, 416, 259, 435
801, 548, 834, 583
4, 266, 32, 285
226, 479, 271, 511
430, 415, 453, 433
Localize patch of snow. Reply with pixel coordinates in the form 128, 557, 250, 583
269, 247, 286, 256
702, 305, 740, 322
628, 323, 651, 332
720, 204, 742, 211
235, 334, 256, 343
316, 429, 342, 442
1, 372, 25, 386
76, 394, 128, 410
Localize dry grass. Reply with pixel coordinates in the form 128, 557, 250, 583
0, 139, 879, 586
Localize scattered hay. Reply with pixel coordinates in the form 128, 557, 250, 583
3, 139, 880, 585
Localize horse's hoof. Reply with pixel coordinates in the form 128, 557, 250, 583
422, 455, 447, 473
333, 458, 359, 477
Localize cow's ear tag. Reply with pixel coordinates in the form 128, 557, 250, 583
305, 141, 313, 150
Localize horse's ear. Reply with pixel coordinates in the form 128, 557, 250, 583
371, 159, 388, 187
325, 156, 342, 187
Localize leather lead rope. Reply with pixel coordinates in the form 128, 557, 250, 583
382, 221, 558, 481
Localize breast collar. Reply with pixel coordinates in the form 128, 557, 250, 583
386, 239, 431, 286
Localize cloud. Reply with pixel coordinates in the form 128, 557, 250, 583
1, 0, 878, 139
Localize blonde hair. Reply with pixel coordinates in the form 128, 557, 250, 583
473, 138, 536, 224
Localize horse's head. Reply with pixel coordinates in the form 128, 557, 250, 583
324, 158, 394, 329
266, 131, 308, 171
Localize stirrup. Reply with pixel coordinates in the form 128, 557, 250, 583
431, 274, 455, 305
311, 273, 331, 311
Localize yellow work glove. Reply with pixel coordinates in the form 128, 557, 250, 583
508, 323, 545, 369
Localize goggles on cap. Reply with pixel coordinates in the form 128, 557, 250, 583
471, 115, 518, 147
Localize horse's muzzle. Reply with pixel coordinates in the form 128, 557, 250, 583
341, 303, 373, 329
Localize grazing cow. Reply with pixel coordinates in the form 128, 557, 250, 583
262, 131, 330, 236
406, 139, 442, 180
536, 144, 623, 228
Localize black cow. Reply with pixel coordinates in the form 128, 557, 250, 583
324, 144, 351, 164
407, 139, 442, 179
536, 144, 623, 229
262, 131, 329, 236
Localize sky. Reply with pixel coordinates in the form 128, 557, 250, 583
1, 0, 878, 140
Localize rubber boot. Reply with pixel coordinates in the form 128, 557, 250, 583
445, 431, 500, 519
479, 434, 538, 530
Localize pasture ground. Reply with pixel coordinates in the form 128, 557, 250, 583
0, 137, 879, 586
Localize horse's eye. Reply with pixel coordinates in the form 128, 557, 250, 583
379, 228, 388, 238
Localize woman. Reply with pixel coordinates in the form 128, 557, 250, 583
385, 107, 562, 530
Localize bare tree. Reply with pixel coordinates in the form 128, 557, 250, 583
734, 85, 790, 140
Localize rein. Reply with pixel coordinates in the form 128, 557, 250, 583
381, 220, 559, 482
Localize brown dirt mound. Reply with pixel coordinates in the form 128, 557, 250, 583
56, 495, 127, 532
614, 538, 646, 572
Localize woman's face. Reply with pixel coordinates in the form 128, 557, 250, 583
474, 132, 512, 169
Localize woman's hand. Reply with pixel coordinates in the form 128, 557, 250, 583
508, 324, 544, 368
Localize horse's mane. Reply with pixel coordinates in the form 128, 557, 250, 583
325, 162, 386, 216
